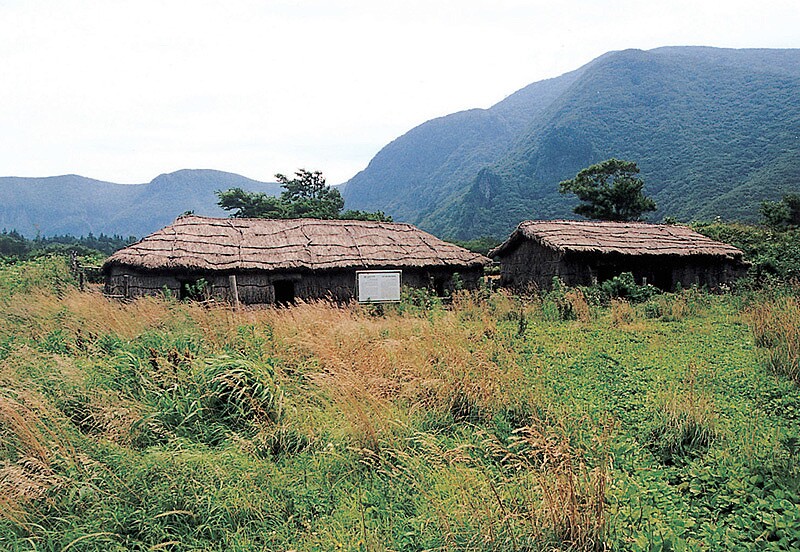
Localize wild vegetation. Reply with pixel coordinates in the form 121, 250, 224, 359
693, 221, 800, 283
1, 257, 799, 550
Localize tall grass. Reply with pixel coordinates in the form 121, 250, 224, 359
610, 299, 635, 326
747, 295, 800, 382
0, 390, 79, 529
648, 364, 718, 464
481, 422, 610, 550
255, 298, 533, 446
3, 258, 800, 550
1, 271, 608, 549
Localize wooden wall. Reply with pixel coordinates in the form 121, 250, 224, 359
497, 241, 748, 291
104, 265, 484, 304
497, 240, 564, 291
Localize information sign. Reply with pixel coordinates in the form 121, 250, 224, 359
357, 270, 402, 303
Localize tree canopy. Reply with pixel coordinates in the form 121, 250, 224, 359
217, 169, 391, 222
559, 158, 657, 221
760, 193, 800, 230
0, 230, 136, 260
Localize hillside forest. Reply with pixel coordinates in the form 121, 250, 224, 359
341, 47, 800, 240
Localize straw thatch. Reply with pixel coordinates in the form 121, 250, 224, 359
490, 220, 744, 260
105, 215, 489, 272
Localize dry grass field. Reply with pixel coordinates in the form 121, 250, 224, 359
1, 257, 799, 550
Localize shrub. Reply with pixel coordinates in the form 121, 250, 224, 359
398, 286, 443, 314
642, 299, 664, 319
610, 299, 635, 326
543, 277, 578, 321
597, 272, 659, 303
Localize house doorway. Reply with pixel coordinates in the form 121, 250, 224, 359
432, 276, 447, 297
273, 280, 296, 305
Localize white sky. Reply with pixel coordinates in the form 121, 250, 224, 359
1, 0, 798, 185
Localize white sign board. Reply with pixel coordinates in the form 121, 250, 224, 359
357, 270, 402, 303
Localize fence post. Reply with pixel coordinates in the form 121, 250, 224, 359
228, 274, 240, 309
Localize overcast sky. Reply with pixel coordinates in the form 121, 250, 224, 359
1, 0, 798, 185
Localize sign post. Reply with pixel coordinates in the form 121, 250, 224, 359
357, 270, 402, 303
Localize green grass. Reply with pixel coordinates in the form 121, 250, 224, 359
1, 258, 799, 550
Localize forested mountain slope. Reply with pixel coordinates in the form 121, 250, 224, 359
342, 47, 800, 239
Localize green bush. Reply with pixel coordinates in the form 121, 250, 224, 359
542, 277, 576, 321
695, 222, 800, 283
397, 286, 443, 314
597, 272, 659, 303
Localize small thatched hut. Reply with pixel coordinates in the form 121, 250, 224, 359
103, 215, 489, 304
489, 220, 749, 291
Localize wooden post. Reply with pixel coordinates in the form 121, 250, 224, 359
124, 274, 130, 298
228, 274, 240, 309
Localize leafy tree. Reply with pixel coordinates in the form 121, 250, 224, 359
339, 209, 393, 222
275, 170, 344, 219
216, 188, 285, 219
450, 236, 502, 256
559, 158, 656, 221
217, 169, 392, 221
760, 193, 800, 230
0, 230, 28, 257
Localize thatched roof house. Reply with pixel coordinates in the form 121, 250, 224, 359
103, 215, 489, 304
489, 220, 748, 291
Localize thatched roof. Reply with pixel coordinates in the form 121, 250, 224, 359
489, 220, 745, 260
104, 215, 489, 272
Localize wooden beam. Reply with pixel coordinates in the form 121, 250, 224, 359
228, 275, 240, 309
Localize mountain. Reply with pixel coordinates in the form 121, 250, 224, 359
341, 47, 800, 239
0, 169, 281, 237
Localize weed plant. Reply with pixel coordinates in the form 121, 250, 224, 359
1, 258, 800, 550
747, 294, 800, 382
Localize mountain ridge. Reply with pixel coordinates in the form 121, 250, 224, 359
342, 46, 800, 239
4, 47, 800, 241
0, 169, 281, 237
